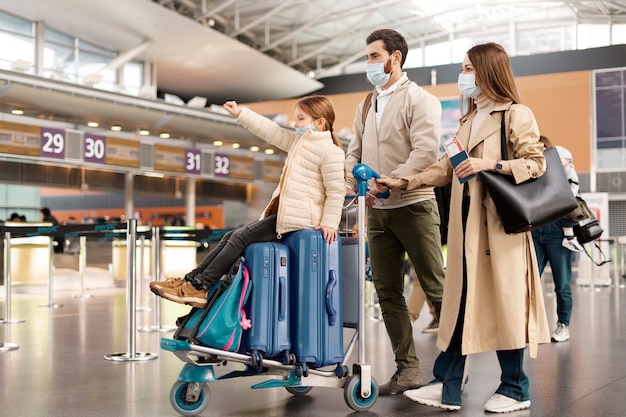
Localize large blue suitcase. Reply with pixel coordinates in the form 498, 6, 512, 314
283, 230, 344, 368
241, 242, 291, 360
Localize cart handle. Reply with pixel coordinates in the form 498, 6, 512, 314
352, 163, 390, 199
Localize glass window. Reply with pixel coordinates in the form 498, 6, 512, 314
596, 70, 622, 88
404, 47, 423, 69
612, 24, 626, 44
0, 10, 33, 36
79, 39, 115, 56
517, 26, 575, 55
451, 38, 470, 64
45, 27, 73, 46
122, 62, 143, 96
578, 24, 610, 49
0, 32, 34, 71
596, 88, 623, 139
43, 42, 76, 82
425, 42, 450, 67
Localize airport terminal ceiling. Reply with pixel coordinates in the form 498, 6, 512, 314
1, 0, 626, 151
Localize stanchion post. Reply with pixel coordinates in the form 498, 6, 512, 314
0, 230, 19, 350
72, 236, 92, 298
104, 219, 157, 362
136, 234, 150, 312
40, 236, 63, 308
0, 231, 25, 327
140, 226, 175, 333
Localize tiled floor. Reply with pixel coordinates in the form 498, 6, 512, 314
2, 256, 626, 417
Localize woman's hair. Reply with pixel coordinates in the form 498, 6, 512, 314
462, 42, 521, 119
366, 29, 408, 67
296, 95, 342, 147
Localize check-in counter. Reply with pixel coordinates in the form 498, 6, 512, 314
112, 238, 153, 284
160, 226, 198, 279
6, 235, 52, 285
111, 226, 198, 283
1, 222, 56, 286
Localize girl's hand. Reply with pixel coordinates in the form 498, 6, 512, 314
223, 101, 242, 117
316, 226, 338, 243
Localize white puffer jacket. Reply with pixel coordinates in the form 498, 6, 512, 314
237, 108, 346, 237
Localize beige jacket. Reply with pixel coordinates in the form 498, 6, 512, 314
237, 108, 346, 236
345, 77, 442, 205
402, 102, 551, 358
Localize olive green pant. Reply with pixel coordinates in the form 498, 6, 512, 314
368, 199, 445, 368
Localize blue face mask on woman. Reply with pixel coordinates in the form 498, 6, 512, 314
295, 123, 316, 138
458, 73, 481, 99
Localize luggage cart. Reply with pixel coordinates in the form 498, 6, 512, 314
160, 163, 382, 416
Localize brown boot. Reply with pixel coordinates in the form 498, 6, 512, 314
378, 367, 422, 396
158, 281, 208, 308
149, 277, 186, 296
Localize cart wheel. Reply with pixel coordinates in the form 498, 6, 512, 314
285, 386, 313, 396
343, 374, 378, 412
169, 381, 210, 417
335, 365, 349, 378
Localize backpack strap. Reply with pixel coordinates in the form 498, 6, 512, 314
361, 92, 373, 134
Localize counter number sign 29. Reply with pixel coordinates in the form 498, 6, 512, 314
40, 127, 66, 159
214, 152, 230, 177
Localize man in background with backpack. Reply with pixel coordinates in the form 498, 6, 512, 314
344, 28, 445, 395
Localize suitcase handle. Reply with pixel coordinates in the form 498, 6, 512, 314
325, 270, 338, 326
278, 275, 286, 321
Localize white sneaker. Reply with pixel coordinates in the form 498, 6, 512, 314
403, 382, 461, 411
484, 393, 530, 413
551, 322, 570, 342
562, 237, 583, 252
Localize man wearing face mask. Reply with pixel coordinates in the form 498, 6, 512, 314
344, 28, 445, 396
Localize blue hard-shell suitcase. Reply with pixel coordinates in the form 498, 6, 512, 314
241, 242, 291, 360
283, 230, 344, 368
340, 236, 359, 328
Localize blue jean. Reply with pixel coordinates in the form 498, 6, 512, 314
433, 197, 529, 406
186, 214, 279, 289
531, 221, 574, 326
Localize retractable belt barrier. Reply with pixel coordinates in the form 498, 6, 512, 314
0, 221, 232, 358
139, 227, 230, 334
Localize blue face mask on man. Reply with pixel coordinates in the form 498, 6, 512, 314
458, 73, 481, 98
295, 123, 316, 139
366, 55, 393, 86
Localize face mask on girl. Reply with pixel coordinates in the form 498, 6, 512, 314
295, 123, 316, 138
366, 55, 393, 86
458, 73, 481, 99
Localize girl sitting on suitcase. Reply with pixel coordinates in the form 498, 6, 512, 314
150, 95, 346, 308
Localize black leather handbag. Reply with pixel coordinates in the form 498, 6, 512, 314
479, 112, 578, 234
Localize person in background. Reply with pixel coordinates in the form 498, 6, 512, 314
406, 259, 438, 332
41, 207, 64, 253
377, 42, 550, 413
531, 136, 580, 343
407, 182, 452, 333
8, 212, 22, 222
150, 95, 346, 308
344, 28, 445, 396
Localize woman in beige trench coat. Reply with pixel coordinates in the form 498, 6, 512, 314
377, 42, 550, 413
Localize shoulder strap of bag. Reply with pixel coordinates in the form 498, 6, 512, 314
361, 92, 373, 134
500, 111, 509, 160
582, 241, 611, 267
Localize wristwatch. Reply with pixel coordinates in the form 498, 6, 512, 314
495, 160, 504, 173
